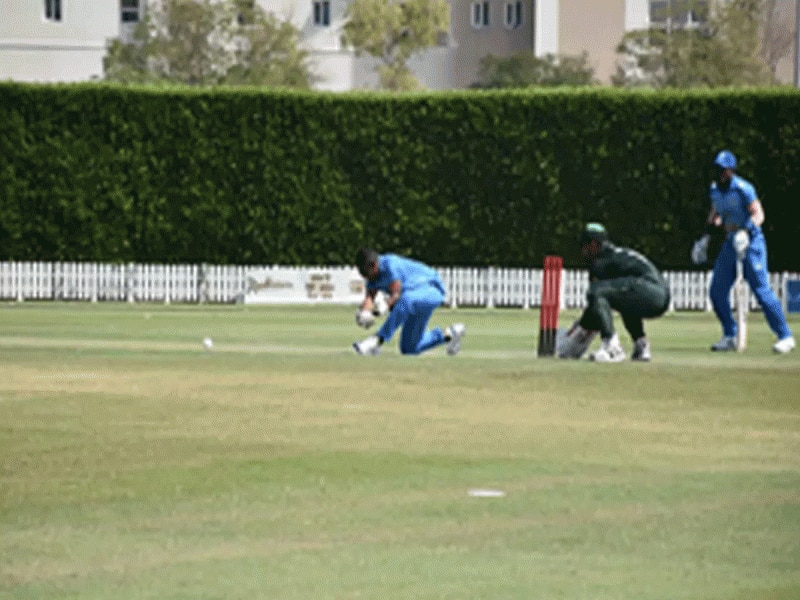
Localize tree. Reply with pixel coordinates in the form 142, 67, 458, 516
613, 0, 776, 88
104, 0, 311, 88
473, 51, 596, 88
341, 0, 449, 91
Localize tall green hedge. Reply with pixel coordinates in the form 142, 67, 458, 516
1, 83, 798, 269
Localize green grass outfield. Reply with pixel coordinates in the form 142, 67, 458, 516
1, 303, 798, 599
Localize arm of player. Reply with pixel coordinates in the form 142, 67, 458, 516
356, 289, 378, 328
358, 289, 378, 313
747, 198, 764, 228
385, 280, 401, 311
731, 197, 764, 260
691, 207, 720, 265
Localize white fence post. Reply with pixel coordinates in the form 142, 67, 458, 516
0, 260, 798, 310
487, 267, 495, 309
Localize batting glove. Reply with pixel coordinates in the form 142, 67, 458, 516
732, 229, 749, 260
372, 294, 389, 317
355, 309, 375, 329
690, 234, 710, 265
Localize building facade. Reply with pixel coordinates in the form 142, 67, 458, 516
0, 0, 121, 82
0, 0, 795, 90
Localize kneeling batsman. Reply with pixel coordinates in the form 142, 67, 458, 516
351, 247, 465, 357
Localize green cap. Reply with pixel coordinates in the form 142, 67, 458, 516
580, 222, 608, 244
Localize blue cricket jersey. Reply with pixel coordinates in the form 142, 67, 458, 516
367, 254, 444, 295
709, 174, 758, 230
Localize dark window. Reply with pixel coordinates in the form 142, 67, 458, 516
121, 0, 140, 23
505, 1, 523, 28
45, 0, 62, 22
313, 0, 331, 26
471, 1, 490, 28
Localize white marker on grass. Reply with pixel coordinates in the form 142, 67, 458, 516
467, 489, 506, 498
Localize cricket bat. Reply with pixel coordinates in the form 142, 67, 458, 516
735, 259, 747, 352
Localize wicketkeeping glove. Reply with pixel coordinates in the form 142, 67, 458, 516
556, 321, 598, 359
732, 229, 749, 260
690, 234, 710, 265
355, 309, 375, 329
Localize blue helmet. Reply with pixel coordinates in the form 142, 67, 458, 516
713, 150, 737, 170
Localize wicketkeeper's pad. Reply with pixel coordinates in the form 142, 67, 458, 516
556, 322, 598, 359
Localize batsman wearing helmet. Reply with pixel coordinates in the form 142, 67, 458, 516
558, 223, 670, 362
690, 150, 795, 354
352, 247, 465, 357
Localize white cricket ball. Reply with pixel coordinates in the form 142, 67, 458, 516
203, 337, 214, 350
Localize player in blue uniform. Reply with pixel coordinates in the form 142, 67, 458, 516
691, 150, 795, 353
352, 247, 465, 356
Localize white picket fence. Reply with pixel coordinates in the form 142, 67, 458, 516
0, 261, 797, 312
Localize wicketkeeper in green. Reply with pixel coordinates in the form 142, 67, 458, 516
558, 223, 671, 362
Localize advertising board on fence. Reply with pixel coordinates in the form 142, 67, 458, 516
241, 266, 365, 305
786, 280, 800, 313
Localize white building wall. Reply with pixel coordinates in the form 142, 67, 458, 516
259, 0, 455, 91
259, 0, 360, 90
310, 51, 357, 91
0, 2, 119, 82
408, 47, 454, 90
534, 0, 559, 56
625, 0, 650, 30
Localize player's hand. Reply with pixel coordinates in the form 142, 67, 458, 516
557, 321, 597, 359
691, 234, 710, 265
732, 229, 749, 260
355, 309, 375, 329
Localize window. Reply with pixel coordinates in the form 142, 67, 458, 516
44, 0, 61, 22
649, 0, 707, 30
504, 1, 523, 29
313, 0, 331, 26
471, 1, 490, 28
121, 0, 140, 23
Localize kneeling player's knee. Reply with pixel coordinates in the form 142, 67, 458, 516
393, 296, 411, 314
399, 343, 420, 355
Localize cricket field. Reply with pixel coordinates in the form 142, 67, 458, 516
1, 303, 798, 599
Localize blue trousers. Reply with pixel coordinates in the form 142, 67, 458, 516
377, 284, 446, 355
710, 231, 792, 339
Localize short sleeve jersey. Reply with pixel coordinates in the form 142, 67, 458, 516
709, 175, 757, 230
590, 243, 665, 286
367, 254, 443, 294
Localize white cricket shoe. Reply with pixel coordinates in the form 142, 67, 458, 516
710, 336, 736, 352
353, 335, 381, 356
590, 334, 626, 363
445, 323, 466, 356
773, 336, 796, 354
631, 337, 651, 362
